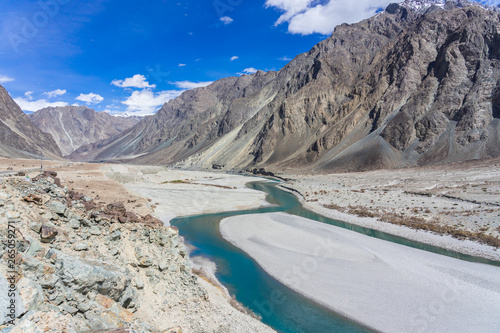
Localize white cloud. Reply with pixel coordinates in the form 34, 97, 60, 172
230, 56, 239, 61
24, 91, 34, 100
0, 75, 14, 84
266, 0, 394, 35
75, 93, 104, 105
220, 16, 234, 24
279, 56, 292, 61
237, 68, 259, 75
14, 96, 68, 112
178, 63, 187, 67
44, 89, 67, 98
172, 81, 214, 90
121, 89, 183, 116
111, 74, 156, 89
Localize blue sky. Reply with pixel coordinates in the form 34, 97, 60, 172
0, 0, 499, 115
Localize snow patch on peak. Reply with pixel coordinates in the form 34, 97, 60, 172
400, 0, 447, 12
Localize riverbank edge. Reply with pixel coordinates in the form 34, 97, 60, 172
276, 184, 500, 262
111, 168, 278, 330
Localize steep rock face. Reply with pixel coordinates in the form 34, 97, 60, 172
71, 0, 500, 172
29, 106, 139, 156
0, 85, 61, 159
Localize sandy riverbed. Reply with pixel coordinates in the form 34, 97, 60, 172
220, 212, 500, 333
281, 158, 500, 260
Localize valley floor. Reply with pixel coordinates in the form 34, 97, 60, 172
2, 157, 499, 332
281, 157, 500, 261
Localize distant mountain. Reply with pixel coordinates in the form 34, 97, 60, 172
71, 0, 500, 172
0, 84, 61, 159
29, 106, 140, 156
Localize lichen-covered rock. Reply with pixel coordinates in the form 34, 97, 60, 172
48, 201, 67, 216
53, 251, 129, 302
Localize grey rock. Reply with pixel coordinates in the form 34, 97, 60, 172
89, 226, 101, 236
109, 230, 121, 241
135, 247, 153, 267
119, 286, 138, 309
6, 211, 20, 220
76, 301, 91, 313
25, 236, 43, 257
68, 219, 80, 229
30, 222, 42, 233
134, 278, 145, 290
60, 303, 78, 315
53, 250, 129, 302
73, 242, 89, 251
48, 201, 67, 216
17, 278, 44, 315
158, 261, 169, 271
40, 275, 59, 289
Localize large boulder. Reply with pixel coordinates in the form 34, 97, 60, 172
51, 250, 130, 302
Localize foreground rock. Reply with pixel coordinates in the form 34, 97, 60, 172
0, 171, 275, 332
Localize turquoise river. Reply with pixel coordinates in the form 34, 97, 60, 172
170, 181, 500, 333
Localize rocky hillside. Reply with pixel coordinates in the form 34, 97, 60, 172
0, 171, 274, 332
71, 0, 500, 172
0, 85, 61, 160
29, 106, 140, 156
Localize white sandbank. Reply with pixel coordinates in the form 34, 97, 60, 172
103, 165, 270, 224
220, 212, 500, 333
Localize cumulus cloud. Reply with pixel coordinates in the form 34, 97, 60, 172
75, 93, 104, 105
24, 91, 34, 100
14, 94, 68, 112
172, 81, 214, 90
121, 89, 183, 116
230, 56, 239, 61
220, 16, 234, 24
237, 68, 259, 75
266, 0, 394, 35
44, 89, 67, 98
0, 75, 14, 84
112, 74, 156, 89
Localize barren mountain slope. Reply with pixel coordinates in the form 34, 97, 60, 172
29, 106, 140, 156
71, 0, 500, 172
0, 85, 61, 159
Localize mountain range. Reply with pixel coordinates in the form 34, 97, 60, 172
0, 85, 61, 159
28, 106, 139, 156
2, 0, 500, 173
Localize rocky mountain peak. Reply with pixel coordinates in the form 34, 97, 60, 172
29, 106, 140, 156
0, 84, 61, 158
397, 0, 499, 13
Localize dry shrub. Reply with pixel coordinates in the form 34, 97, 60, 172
323, 203, 343, 211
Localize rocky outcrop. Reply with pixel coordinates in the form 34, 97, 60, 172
70, 0, 500, 172
0, 172, 274, 332
0, 85, 61, 159
29, 106, 139, 156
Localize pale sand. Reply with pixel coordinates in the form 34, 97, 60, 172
281, 158, 500, 261
220, 212, 500, 333
102, 164, 270, 224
